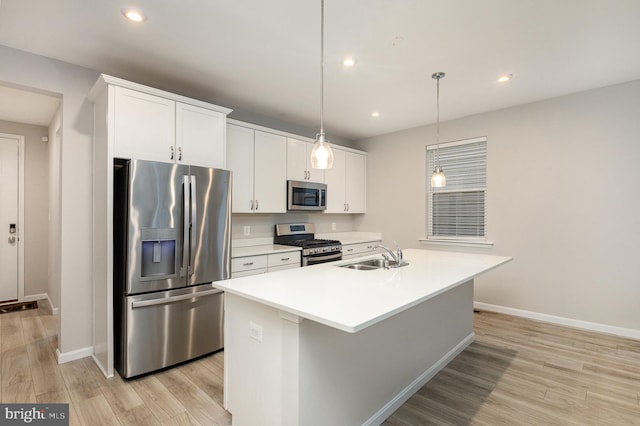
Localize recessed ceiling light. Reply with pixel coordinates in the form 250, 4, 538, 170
121, 8, 147, 23
497, 74, 512, 83
371, 111, 380, 118
342, 57, 356, 67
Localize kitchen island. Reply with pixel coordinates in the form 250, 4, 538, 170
214, 248, 512, 425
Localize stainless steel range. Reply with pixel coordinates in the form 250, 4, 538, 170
274, 223, 342, 266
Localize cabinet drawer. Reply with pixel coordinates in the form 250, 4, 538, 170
267, 252, 301, 268
232, 268, 268, 278
342, 241, 380, 259
232, 255, 268, 273
268, 264, 300, 273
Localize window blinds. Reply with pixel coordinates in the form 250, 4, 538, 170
426, 137, 487, 239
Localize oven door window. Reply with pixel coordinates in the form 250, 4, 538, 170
304, 252, 342, 266
291, 187, 320, 207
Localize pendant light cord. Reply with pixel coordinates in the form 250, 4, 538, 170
435, 74, 440, 167
319, 0, 325, 137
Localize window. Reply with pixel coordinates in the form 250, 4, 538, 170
426, 137, 487, 244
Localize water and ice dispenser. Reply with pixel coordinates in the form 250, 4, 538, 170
139, 228, 178, 279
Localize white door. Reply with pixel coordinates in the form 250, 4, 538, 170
253, 131, 286, 213
0, 135, 19, 302
176, 102, 226, 169
113, 86, 176, 163
226, 124, 255, 213
324, 148, 346, 213
345, 152, 366, 213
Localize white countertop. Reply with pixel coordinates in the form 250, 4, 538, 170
215, 248, 512, 333
232, 244, 301, 258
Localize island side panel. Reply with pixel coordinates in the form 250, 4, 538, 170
224, 293, 288, 425
298, 280, 475, 426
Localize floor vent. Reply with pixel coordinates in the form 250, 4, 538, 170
0, 300, 38, 314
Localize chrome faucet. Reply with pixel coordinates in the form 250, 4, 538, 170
377, 244, 403, 269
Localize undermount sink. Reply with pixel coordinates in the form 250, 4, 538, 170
341, 263, 379, 270
339, 258, 409, 271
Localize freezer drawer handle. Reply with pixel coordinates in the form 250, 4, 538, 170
131, 288, 223, 309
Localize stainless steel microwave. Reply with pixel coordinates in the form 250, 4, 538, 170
287, 180, 327, 211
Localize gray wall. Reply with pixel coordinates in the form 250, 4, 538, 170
0, 44, 99, 356
0, 120, 49, 298
355, 79, 640, 332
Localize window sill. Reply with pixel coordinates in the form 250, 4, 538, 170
419, 238, 494, 249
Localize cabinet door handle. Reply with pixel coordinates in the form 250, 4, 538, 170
281, 257, 290, 261
255, 200, 259, 210
178, 146, 182, 161
251, 200, 254, 210
347, 203, 350, 212
170, 146, 175, 160
243, 262, 254, 266
346, 248, 354, 252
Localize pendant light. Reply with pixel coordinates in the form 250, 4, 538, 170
430, 72, 446, 187
310, 0, 334, 169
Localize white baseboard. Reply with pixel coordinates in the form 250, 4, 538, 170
23, 293, 59, 315
92, 354, 114, 379
57, 346, 93, 365
364, 332, 475, 426
474, 302, 640, 340
23, 293, 47, 302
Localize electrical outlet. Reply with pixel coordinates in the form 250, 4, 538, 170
249, 321, 263, 342
331, 222, 337, 231
243, 226, 251, 236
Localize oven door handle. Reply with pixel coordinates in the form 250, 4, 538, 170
306, 253, 342, 263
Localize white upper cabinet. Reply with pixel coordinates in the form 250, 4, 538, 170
176, 102, 227, 169
113, 86, 176, 163
226, 124, 255, 213
286, 137, 324, 183
254, 131, 287, 213
227, 123, 287, 213
324, 148, 366, 213
345, 151, 366, 213
108, 80, 230, 167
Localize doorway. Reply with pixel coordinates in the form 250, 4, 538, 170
0, 133, 25, 304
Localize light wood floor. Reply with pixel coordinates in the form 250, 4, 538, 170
1, 300, 639, 425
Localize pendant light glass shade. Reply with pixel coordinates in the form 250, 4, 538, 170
311, 133, 334, 169
431, 166, 446, 187
430, 71, 446, 188
310, 0, 334, 170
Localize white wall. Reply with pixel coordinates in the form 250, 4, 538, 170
0, 45, 100, 357
355, 80, 640, 333
0, 120, 49, 298
48, 108, 62, 313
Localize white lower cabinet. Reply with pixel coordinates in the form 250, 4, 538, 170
231, 255, 268, 277
231, 251, 301, 277
342, 241, 380, 260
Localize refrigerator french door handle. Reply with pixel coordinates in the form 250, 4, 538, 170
131, 288, 224, 309
190, 175, 197, 276
182, 175, 190, 277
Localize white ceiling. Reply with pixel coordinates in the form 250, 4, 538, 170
1, 0, 639, 140
0, 84, 60, 126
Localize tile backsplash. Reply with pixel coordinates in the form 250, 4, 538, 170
232, 213, 361, 240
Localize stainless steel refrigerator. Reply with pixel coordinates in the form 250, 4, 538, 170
113, 158, 231, 378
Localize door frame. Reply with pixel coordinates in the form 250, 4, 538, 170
0, 133, 25, 303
